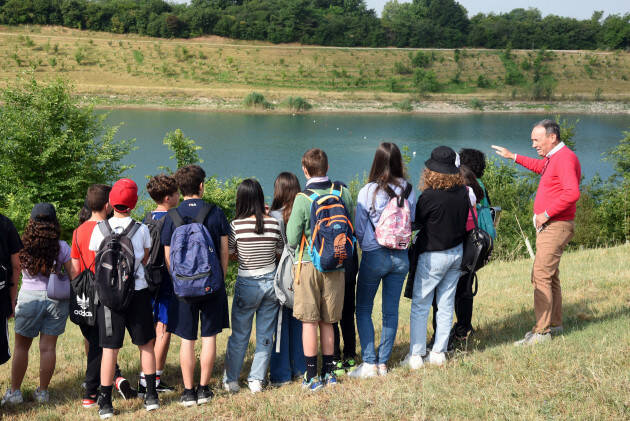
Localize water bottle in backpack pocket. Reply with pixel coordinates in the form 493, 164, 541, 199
94, 220, 140, 312
168, 205, 224, 299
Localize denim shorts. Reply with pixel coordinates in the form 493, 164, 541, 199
14, 289, 69, 338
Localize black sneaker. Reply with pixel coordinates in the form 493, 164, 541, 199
156, 378, 174, 393
115, 377, 137, 400
137, 382, 146, 399
97, 395, 114, 419
196, 385, 213, 405
144, 394, 160, 412
179, 388, 197, 407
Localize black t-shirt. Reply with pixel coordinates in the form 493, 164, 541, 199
0, 214, 23, 317
414, 186, 469, 252
160, 199, 230, 280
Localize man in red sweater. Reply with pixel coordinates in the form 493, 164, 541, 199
492, 119, 581, 346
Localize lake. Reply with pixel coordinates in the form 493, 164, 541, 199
103, 110, 630, 197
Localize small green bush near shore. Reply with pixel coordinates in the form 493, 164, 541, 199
243, 91, 274, 109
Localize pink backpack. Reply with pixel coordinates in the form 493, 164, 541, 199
372, 183, 413, 250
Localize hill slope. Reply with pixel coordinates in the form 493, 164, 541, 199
2, 25, 630, 113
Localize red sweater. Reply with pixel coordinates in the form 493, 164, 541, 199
515, 145, 581, 221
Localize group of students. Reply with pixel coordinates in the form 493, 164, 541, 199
0, 142, 495, 418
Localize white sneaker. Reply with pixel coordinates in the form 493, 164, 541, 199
347, 362, 377, 379
222, 381, 240, 393
247, 380, 263, 394
1, 389, 23, 405
424, 351, 446, 366
400, 354, 424, 370
514, 331, 551, 346
377, 364, 388, 376
33, 387, 49, 403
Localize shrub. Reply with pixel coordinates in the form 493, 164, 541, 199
133, 50, 144, 65
394, 61, 412, 75
0, 78, 133, 235
411, 51, 432, 68
594, 87, 603, 101
243, 92, 274, 109
74, 48, 86, 65
477, 74, 491, 88
413, 69, 440, 93
393, 99, 413, 112
469, 98, 484, 110
281, 96, 312, 112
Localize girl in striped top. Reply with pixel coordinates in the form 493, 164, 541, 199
223, 179, 282, 394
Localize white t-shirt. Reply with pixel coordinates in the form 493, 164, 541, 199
88, 216, 151, 291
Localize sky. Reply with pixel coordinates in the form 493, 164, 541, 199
366, 0, 629, 19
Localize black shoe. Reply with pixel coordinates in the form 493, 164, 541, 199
196, 385, 213, 405
137, 382, 147, 399
97, 395, 114, 419
144, 394, 160, 412
115, 377, 137, 400
179, 388, 197, 407
156, 378, 174, 393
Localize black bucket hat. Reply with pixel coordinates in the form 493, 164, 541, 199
425, 146, 459, 175
30, 203, 57, 221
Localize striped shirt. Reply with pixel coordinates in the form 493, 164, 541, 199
229, 216, 284, 277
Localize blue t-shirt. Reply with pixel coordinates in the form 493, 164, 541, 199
160, 199, 230, 278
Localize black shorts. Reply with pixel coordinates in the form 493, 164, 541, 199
97, 289, 156, 349
167, 289, 229, 340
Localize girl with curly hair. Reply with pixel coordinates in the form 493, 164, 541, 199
402, 146, 469, 369
2, 203, 75, 406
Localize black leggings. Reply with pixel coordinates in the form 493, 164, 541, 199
333, 248, 358, 360
431, 273, 474, 338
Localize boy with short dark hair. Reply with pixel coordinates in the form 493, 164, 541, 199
286, 148, 354, 390
88, 179, 158, 418
71, 184, 137, 409
137, 174, 180, 396
160, 165, 230, 406
0, 213, 22, 367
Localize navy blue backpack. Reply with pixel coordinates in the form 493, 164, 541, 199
168, 204, 223, 299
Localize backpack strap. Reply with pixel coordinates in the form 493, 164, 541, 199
330, 182, 343, 197
98, 220, 113, 238
123, 220, 141, 239
194, 203, 215, 224
168, 208, 185, 228
294, 235, 307, 286
298, 189, 319, 202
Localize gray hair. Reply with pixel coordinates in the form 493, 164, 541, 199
533, 119, 561, 141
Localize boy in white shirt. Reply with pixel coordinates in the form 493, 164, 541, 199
88, 178, 158, 419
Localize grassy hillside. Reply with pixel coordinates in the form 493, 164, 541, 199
1, 244, 629, 420
1, 25, 630, 112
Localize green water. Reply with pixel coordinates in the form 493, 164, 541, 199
103, 110, 630, 195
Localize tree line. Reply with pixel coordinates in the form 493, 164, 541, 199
0, 0, 628, 49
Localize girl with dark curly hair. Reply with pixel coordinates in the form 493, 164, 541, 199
2, 203, 75, 406
402, 146, 469, 370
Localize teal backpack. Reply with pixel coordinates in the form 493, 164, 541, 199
477, 179, 496, 240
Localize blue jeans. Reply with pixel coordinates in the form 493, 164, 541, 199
269, 306, 305, 383
409, 244, 463, 356
224, 272, 279, 383
355, 248, 409, 365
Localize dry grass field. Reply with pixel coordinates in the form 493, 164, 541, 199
1, 25, 630, 112
1, 243, 629, 420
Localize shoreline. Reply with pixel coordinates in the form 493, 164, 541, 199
86, 96, 630, 115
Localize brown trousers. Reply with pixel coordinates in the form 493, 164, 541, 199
531, 220, 575, 333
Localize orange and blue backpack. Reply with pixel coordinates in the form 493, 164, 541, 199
296, 182, 355, 275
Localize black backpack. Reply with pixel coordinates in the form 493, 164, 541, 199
460, 195, 494, 296
69, 230, 97, 326
94, 220, 140, 313
143, 213, 167, 294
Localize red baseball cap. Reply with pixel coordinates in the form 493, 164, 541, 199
109, 178, 138, 212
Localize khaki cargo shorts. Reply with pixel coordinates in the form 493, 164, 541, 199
293, 262, 345, 323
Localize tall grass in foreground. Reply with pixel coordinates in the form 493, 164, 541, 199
1, 244, 629, 419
